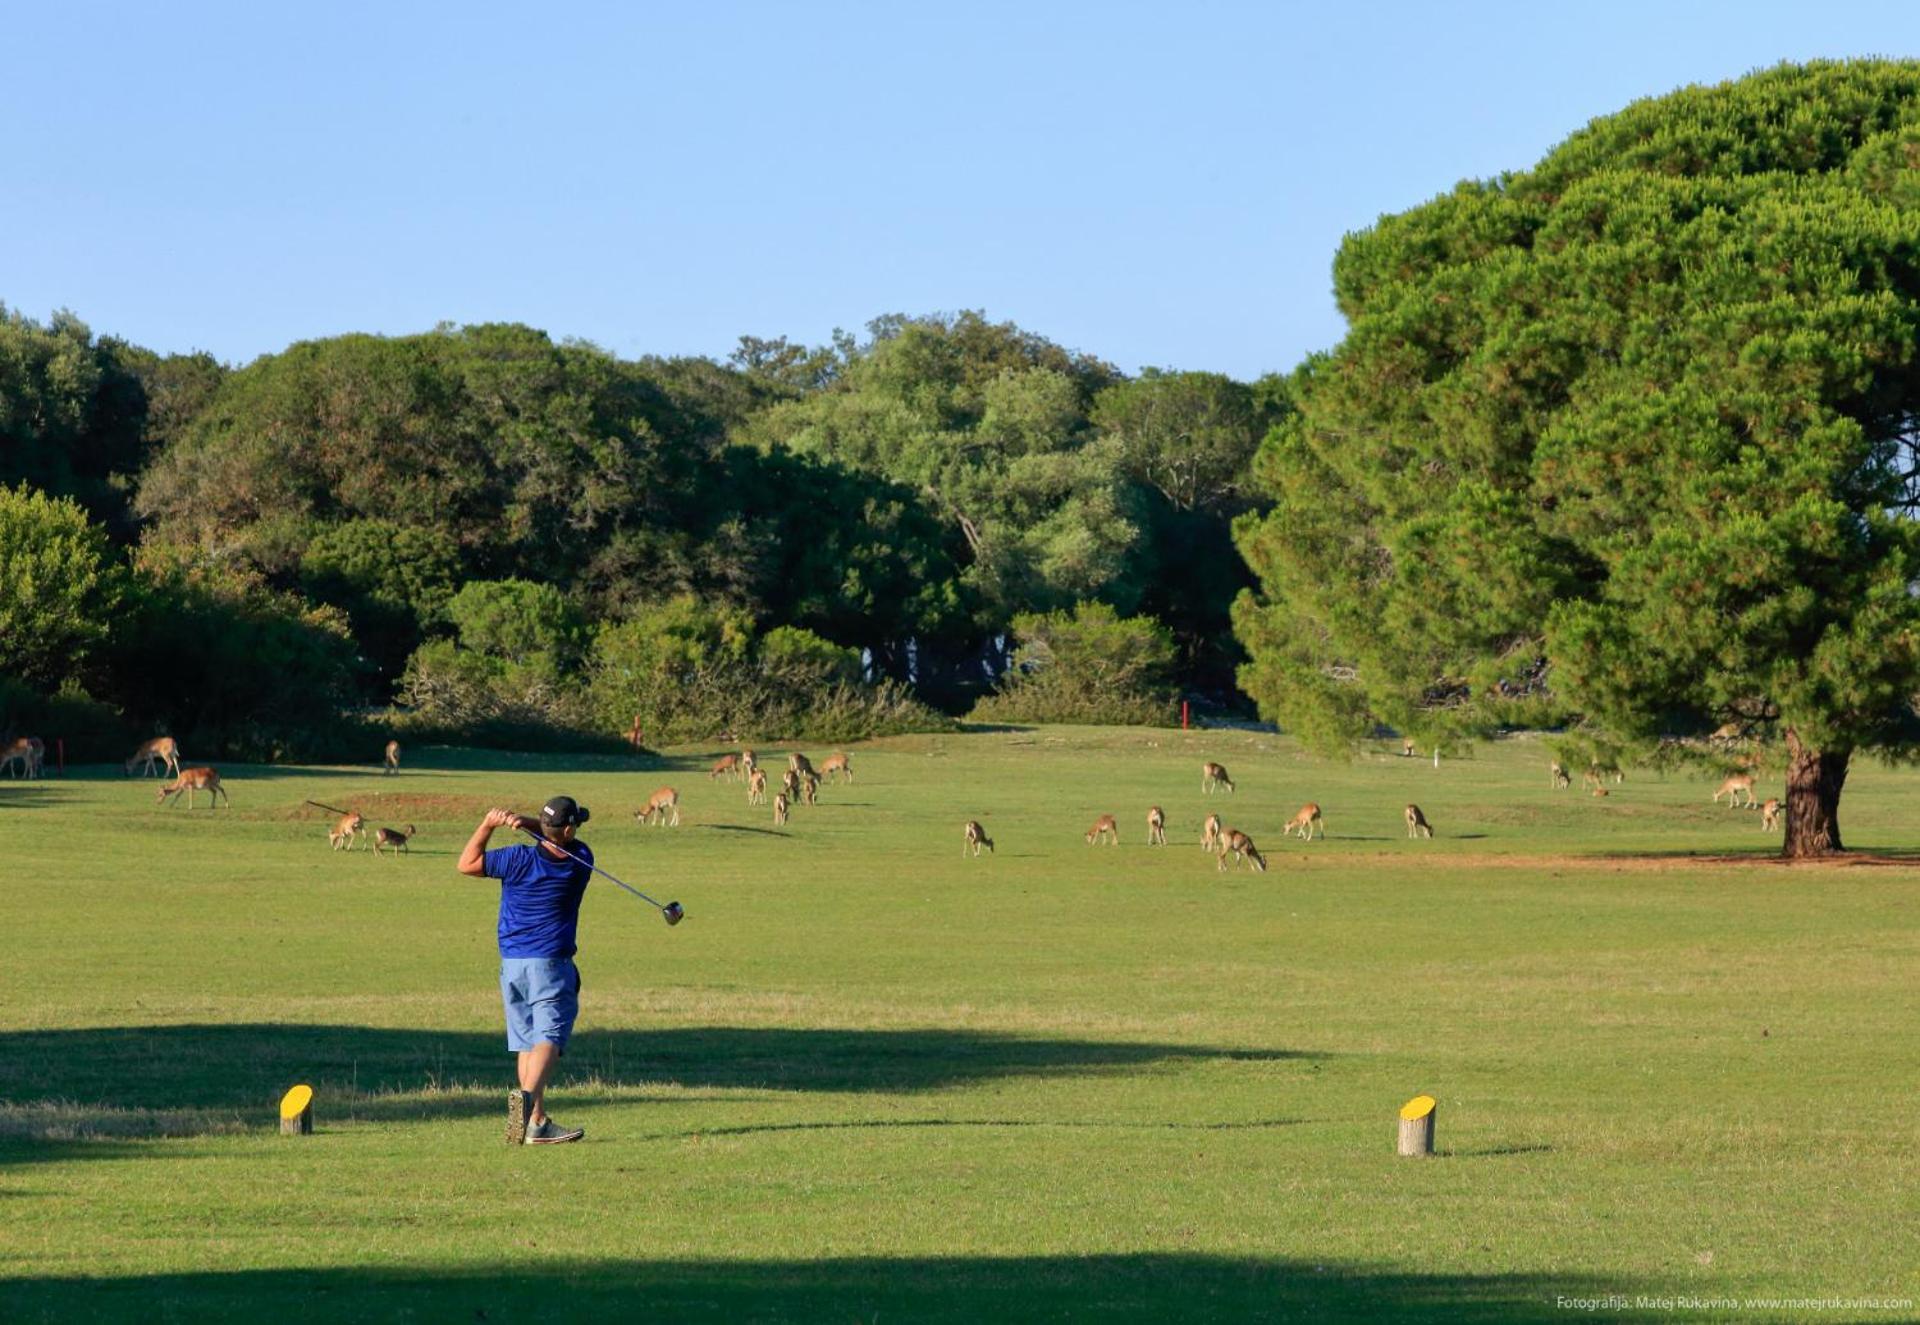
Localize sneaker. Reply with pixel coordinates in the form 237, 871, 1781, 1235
525, 1117, 584, 1145
506, 1089, 532, 1145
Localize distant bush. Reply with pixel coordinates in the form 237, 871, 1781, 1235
0, 484, 121, 690
0, 676, 130, 764
969, 601, 1178, 726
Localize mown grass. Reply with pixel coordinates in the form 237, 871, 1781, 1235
0, 727, 1914, 1322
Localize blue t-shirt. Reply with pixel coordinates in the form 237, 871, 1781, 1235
483, 840, 593, 958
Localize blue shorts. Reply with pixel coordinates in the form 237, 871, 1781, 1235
499, 957, 580, 1053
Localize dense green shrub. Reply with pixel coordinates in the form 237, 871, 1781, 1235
969, 601, 1178, 726
0, 484, 121, 689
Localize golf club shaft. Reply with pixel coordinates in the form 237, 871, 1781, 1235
306, 799, 353, 818
516, 824, 669, 912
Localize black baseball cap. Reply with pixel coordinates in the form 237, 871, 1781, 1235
540, 796, 590, 828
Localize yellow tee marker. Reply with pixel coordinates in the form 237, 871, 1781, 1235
1397, 1094, 1435, 1156
279, 1083, 314, 1136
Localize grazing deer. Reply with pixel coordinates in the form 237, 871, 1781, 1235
1085, 814, 1119, 845
372, 824, 415, 856
1712, 773, 1755, 808
820, 752, 852, 783
1201, 812, 1222, 853
1590, 758, 1624, 786
1760, 798, 1781, 831
329, 811, 365, 851
963, 820, 993, 856
710, 753, 741, 781
789, 751, 816, 779
1201, 762, 1234, 794
157, 767, 228, 809
747, 768, 768, 804
781, 768, 801, 802
1405, 804, 1433, 839
773, 791, 790, 825
1, 737, 40, 779
636, 787, 681, 827
1282, 803, 1323, 841
124, 736, 181, 778
1147, 806, 1167, 845
1216, 829, 1268, 872
1550, 761, 1570, 789
801, 771, 819, 806
383, 740, 400, 775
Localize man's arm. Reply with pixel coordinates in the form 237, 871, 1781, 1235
458, 808, 528, 877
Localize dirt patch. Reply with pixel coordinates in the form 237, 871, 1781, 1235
1320, 850, 1920, 873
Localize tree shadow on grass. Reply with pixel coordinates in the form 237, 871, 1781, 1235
0, 1024, 1318, 1143
0, 1255, 1648, 1323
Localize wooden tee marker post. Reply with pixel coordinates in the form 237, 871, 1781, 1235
1397, 1094, 1436, 1156
279, 1084, 314, 1136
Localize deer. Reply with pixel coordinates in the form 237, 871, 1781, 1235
1085, 814, 1119, 845
1550, 761, 1570, 789
626, 714, 645, 749
157, 767, 228, 809
773, 791, 790, 825
781, 768, 801, 803
1, 737, 40, 779
329, 811, 365, 851
383, 740, 400, 775
801, 771, 819, 806
636, 787, 681, 827
1712, 773, 1756, 808
1147, 806, 1167, 845
124, 736, 181, 778
1282, 803, 1323, 841
1402, 738, 1416, 757
741, 749, 758, 780
747, 768, 768, 804
1216, 828, 1268, 872
1760, 798, 1781, 831
1591, 786, 1609, 798
372, 824, 415, 856
788, 751, 816, 779
710, 753, 741, 781
963, 820, 994, 856
1405, 804, 1434, 839
820, 751, 852, 783
1201, 812, 1223, 853
1201, 762, 1234, 794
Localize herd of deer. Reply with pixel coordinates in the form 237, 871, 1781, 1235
1546, 757, 1782, 829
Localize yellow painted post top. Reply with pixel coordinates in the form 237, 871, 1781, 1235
279, 1084, 314, 1120
1399, 1094, 1436, 1121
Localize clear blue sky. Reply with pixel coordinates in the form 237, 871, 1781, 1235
8, 1, 1920, 380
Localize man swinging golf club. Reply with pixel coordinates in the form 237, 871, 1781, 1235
458, 796, 595, 1145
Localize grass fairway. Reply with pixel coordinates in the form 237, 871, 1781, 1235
0, 727, 1914, 1322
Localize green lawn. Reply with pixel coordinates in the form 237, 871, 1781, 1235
0, 727, 1914, 1322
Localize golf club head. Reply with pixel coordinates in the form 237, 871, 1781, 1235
662, 901, 685, 926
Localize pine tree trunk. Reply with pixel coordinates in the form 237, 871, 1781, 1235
1782, 730, 1849, 859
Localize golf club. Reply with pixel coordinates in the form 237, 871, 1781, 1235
516, 821, 684, 926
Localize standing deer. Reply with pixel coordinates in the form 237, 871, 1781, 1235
1282, 803, 1323, 841
1760, 798, 1781, 831
1, 737, 40, 779
781, 768, 801, 803
383, 740, 401, 775
1550, 761, 1570, 789
626, 714, 645, 749
1405, 804, 1434, 839
1712, 773, 1756, 808
1216, 829, 1268, 872
1201, 813, 1222, 852
124, 736, 181, 778
741, 749, 758, 780
1402, 738, 1416, 757
788, 752, 816, 779
963, 820, 993, 856
820, 752, 852, 783
636, 787, 681, 827
801, 771, 819, 806
372, 824, 415, 856
1201, 762, 1234, 794
747, 768, 768, 804
1147, 806, 1167, 845
710, 753, 741, 781
773, 791, 790, 825
157, 767, 228, 809
329, 811, 365, 851
1085, 814, 1119, 845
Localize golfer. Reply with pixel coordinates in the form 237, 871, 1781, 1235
457, 796, 594, 1145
